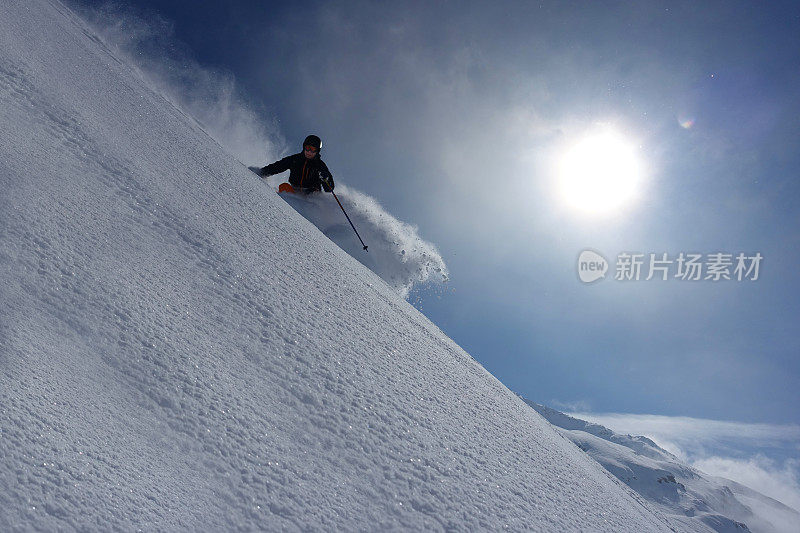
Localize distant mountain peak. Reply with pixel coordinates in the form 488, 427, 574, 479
519, 397, 800, 533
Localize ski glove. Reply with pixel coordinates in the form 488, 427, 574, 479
321, 176, 334, 192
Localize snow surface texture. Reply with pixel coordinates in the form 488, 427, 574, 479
527, 401, 800, 533
1, 0, 676, 530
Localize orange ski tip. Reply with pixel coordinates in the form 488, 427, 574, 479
278, 182, 295, 194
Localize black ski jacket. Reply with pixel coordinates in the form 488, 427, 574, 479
260, 153, 334, 193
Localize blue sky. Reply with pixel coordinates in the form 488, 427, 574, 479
73, 0, 799, 439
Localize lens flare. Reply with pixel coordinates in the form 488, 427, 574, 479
678, 114, 695, 129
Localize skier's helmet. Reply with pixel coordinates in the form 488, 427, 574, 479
303, 135, 322, 152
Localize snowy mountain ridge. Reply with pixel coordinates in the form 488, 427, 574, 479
0, 0, 681, 530
525, 400, 800, 533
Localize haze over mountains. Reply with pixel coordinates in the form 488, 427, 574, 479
527, 401, 800, 533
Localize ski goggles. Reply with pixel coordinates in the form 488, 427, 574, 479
303, 145, 319, 154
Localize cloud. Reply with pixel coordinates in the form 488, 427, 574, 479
69, 1, 286, 165
571, 411, 800, 513
692, 455, 800, 513
569, 412, 800, 453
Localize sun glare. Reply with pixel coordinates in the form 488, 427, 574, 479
556, 129, 643, 215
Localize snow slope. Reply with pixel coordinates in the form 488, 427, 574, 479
526, 401, 800, 533
1, 0, 676, 530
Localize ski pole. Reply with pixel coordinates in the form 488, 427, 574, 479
327, 184, 368, 252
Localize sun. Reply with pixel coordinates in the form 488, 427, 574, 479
556, 128, 643, 215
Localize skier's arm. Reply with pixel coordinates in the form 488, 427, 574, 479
319, 161, 334, 192
260, 155, 292, 177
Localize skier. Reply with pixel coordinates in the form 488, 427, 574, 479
253, 135, 335, 194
